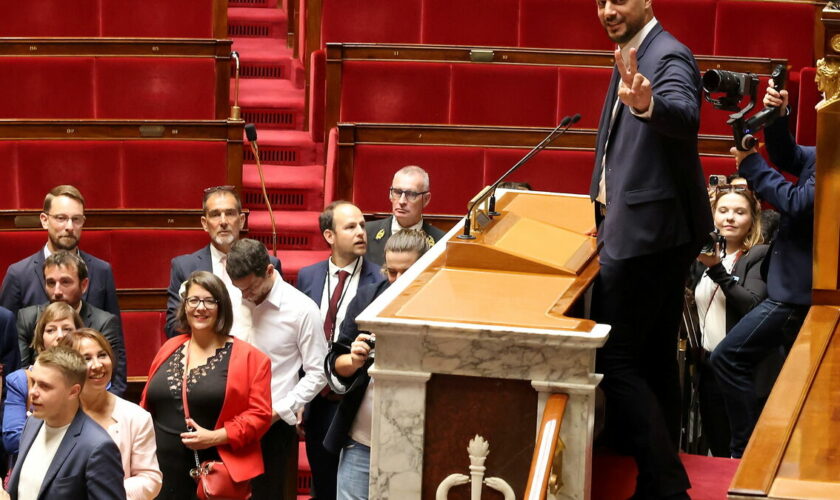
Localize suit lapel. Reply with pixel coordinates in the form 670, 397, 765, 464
312, 261, 328, 306
38, 411, 85, 498
591, 67, 622, 199
198, 245, 213, 272
31, 252, 46, 296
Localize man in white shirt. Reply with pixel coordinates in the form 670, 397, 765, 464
364, 166, 446, 265
5, 346, 125, 499
227, 238, 328, 500
296, 201, 384, 499
165, 185, 281, 338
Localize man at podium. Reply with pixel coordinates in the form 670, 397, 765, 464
588, 0, 713, 498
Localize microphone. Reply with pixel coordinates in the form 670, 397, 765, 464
244, 124, 278, 257
459, 114, 581, 239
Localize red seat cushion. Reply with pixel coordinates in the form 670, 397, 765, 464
0, 0, 98, 36
322, 0, 422, 44
557, 67, 613, 130
0, 142, 19, 209
451, 64, 558, 127
484, 149, 595, 195
121, 311, 166, 377
340, 61, 451, 124
519, 0, 614, 50
100, 0, 214, 38
0, 57, 95, 119
108, 230, 210, 289
655, 0, 716, 55
421, 0, 519, 47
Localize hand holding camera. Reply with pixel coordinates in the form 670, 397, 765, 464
350, 333, 375, 368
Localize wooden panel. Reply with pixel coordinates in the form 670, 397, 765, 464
0, 209, 206, 230
812, 98, 840, 292
118, 289, 168, 311
524, 394, 568, 500
729, 306, 840, 496
0, 38, 231, 57
422, 374, 538, 500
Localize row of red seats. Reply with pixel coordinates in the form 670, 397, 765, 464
0, 57, 221, 120
0, 0, 222, 38
0, 140, 230, 210
316, 0, 816, 72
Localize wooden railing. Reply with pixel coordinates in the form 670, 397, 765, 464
524, 393, 569, 500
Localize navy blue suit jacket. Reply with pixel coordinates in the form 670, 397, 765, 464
0, 307, 21, 376
739, 115, 815, 305
8, 409, 126, 500
296, 257, 385, 316
166, 244, 281, 337
590, 23, 712, 260
0, 249, 119, 319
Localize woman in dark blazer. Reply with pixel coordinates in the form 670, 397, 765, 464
140, 271, 272, 499
690, 184, 768, 456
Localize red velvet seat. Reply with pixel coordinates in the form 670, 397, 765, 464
556, 67, 613, 130
484, 149, 595, 195
519, 0, 613, 51
0, 231, 113, 286
0, 58, 95, 119
655, 0, 716, 55
107, 230, 209, 289
421, 0, 519, 47
121, 311, 166, 377
100, 0, 214, 38
0, 0, 98, 36
795, 67, 818, 146
321, 0, 422, 44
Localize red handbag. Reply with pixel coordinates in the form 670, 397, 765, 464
182, 340, 252, 500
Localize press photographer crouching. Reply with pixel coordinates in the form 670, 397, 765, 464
710, 79, 816, 458
689, 183, 768, 457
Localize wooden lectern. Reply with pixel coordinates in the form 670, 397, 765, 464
355, 189, 607, 500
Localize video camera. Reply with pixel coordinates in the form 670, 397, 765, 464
703, 64, 786, 151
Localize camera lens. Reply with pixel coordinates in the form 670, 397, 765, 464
702, 69, 747, 96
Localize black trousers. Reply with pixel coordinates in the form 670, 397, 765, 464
592, 244, 694, 499
303, 394, 340, 499
251, 419, 297, 500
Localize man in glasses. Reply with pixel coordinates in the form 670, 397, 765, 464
165, 185, 281, 338
0, 185, 120, 319
364, 166, 445, 266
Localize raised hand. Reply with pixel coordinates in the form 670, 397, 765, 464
615, 48, 652, 113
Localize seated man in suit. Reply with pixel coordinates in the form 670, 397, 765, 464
364, 166, 445, 265
0, 185, 119, 319
296, 201, 384, 500
4, 346, 125, 500
17, 252, 126, 396
165, 185, 281, 338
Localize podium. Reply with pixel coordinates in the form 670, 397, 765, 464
355, 189, 608, 500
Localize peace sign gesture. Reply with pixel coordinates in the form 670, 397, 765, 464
615, 47, 652, 114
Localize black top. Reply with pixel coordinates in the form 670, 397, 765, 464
146, 342, 231, 440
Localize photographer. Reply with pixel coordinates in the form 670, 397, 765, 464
689, 184, 768, 457
710, 80, 816, 458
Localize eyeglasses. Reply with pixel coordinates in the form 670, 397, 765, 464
715, 184, 748, 194
46, 213, 86, 226
204, 185, 237, 194
389, 188, 428, 202
185, 296, 219, 310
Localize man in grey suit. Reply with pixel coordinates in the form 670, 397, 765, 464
5, 346, 125, 500
165, 186, 281, 338
16, 252, 126, 396
588, 0, 712, 498
364, 166, 445, 266
0, 185, 119, 319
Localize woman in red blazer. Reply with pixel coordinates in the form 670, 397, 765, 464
140, 271, 272, 499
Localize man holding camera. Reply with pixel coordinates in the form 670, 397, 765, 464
589, 0, 713, 498
711, 80, 815, 458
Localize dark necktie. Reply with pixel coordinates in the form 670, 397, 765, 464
323, 270, 350, 341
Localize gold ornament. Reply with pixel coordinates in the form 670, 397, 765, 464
375, 228, 386, 240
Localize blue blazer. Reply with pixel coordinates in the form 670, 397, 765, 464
590, 23, 712, 260
8, 409, 126, 500
0, 249, 120, 319
0, 306, 20, 376
166, 244, 281, 337
296, 257, 385, 311
739, 115, 815, 305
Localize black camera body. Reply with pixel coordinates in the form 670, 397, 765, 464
700, 229, 727, 257
703, 64, 787, 151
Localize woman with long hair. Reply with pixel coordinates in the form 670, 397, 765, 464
141, 271, 272, 499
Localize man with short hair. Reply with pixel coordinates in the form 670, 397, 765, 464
165, 185, 281, 338
364, 166, 445, 265
6, 346, 126, 499
226, 239, 327, 500
296, 201, 384, 500
0, 185, 119, 319
324, 230, 430, 500
16, 252, 126, 395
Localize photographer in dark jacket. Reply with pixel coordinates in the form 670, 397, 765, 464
711, 79, 815, 458
689, 184, 767, 456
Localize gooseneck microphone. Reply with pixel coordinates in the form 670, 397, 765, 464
459, 113, 581, 239
244, 124, 278, 257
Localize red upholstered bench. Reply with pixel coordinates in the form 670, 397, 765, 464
655, 0, 717, 56
322, 0, 422, 44
519, 0, 614, 50
422, 0, 519, 47
121, 311, 167, 378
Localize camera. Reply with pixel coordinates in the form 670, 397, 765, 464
703, 64, 787, 151
700, 229, 726, 256
708, 175, 727, 187
361, 333, 375, 349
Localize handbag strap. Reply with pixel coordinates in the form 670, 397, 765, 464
181, 340, 202, 470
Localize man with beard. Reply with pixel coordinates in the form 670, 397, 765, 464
0, 186, 119, 319
165, 186, 282, 337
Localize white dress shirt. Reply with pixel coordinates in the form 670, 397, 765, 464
244, 270, 328, 425
389, 217, 424, 235
318, 257, 363, 343
696, 251, 739, 352
209, 244, 253, 342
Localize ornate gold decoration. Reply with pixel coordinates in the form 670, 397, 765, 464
426, 234, 436, 247
816, 58, 840, 110
375, 228, 385, 240
832, 34, 840, 54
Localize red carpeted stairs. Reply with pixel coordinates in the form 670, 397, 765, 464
229, 0, 329, 286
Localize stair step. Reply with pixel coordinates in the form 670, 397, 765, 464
232, 38, 292, 79
229, 0, 278, 8
244, 129, 319, 165
248, 210, 328, 252
242, 164, 325, 211
228, 7, 287, 38
235, 79, 304, 129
